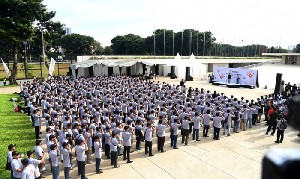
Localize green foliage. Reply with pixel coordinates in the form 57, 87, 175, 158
0, 94, 35, 179
293, 44, 300, 53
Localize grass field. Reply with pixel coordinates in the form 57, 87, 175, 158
0, 94, 35, 179
0, 63, 69, 79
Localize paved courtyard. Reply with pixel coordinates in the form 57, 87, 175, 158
1, 76, 299, 179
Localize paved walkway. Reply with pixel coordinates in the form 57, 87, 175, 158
20, 77, 300, 179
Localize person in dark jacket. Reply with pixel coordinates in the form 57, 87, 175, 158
266, 107, 279, 135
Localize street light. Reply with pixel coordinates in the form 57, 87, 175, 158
23, 41, 28, 78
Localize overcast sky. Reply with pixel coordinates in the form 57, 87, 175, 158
44, 0, 299, 48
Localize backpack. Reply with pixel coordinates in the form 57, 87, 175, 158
279, 119, 287, 130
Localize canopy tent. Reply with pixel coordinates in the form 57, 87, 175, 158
69, 56, 206, 78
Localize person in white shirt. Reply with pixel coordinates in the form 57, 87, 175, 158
94, 136, 103, 174
213, 112, 225, 140
26, 150, 45, 179
49, 144, 59, 179
156, 119, 168, 152
170, 119, 181, 149
224, 110, 235, 136
75, 139, 88, 179
122, 125, 133, 163
110, 132, 120, 168
202, 110, 212, 137
21, 158, 35, 179
144, 122, 155, 156
181, 116, 191, 145
192, 112, 202, 141
7, 144, 16, 178
11, 151, 23, 179
62, 142, 71, 179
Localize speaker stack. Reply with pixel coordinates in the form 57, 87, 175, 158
185, 67, 193, 81
274, 73, 282, 94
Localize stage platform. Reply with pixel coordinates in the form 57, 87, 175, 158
211, 81, 256, 89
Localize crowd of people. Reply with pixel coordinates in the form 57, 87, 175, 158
6, 74, 299, 179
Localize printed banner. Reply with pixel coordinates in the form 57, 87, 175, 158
48, 57, 56, 76
213, 67, 257, 86
1, 58, 10, 77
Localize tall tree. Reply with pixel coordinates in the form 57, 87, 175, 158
0, 0, 64, 84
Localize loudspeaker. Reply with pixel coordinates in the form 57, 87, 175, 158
170, 66, 176, 79
262, 148, 300, 179
274, 73, 282, 94
89, 66, 94, 77
185, 67, 193, 81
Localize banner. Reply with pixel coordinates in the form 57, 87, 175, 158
1, 58, 10, 77
213, 67, 258, 86
48, 57, 56, 76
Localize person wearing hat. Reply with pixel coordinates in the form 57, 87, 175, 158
21, 158, 35, 179
7, 144, 16, 178
94, 135, 103, 174
11, 151, 23, 179
75, 138, 88, 179
49, 144, 59, 179
62, 142, 71, 179
27, 150, 45, 179
34, 139, 45, 178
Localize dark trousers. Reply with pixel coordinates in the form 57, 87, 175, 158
189, 123, 194, 134
136, 137, 141, 150
95, 158, 101, 172
192, 129, 199, 140
170, 135, 178, 148
123, 146, 131, 162
276, 129, 284, 142
252, 114, 258, 125
145, 141, 153, 155
213, 127, 221, 139
111, 151, 118, 167
35, 126, 40, 139
27, 107, 30, 116
157, 136, 165, 152
105, 144, 110, 158
203, 125, 209, 137
181, 129, 189, 145
77, 160, 85, 179
266, 123, 277, 134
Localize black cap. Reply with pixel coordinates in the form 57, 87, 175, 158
50, 144, 57, 150
8, 144, 16, 150
27, 150, 34, 157
62, 142, 69, 148
21, 158, 29, 165
66, 134, 72, 138
12, 151, 19, 156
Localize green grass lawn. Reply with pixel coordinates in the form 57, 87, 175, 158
0, 94, 35, 179
0, 63, 69, 79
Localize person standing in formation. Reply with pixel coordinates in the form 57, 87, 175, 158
144, 122, 155, 156
170, 119, 181, 149
75, 139, 88, 179
192, 112, 202, 141
122, 125, 133, 163
182, 116, 190, 145
94, 136, 103, 174
156, 119, 168, 153
110, 132, 120, 168
213, 112, 225, 140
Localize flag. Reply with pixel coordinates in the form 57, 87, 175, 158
1, 58, 10, 77
48, 57, 56, 76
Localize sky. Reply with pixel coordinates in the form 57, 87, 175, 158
43, 0, 300, 49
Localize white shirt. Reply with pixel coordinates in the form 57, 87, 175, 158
182, 119, 190, 129
122, 132, 132, 146
75, 145, 86, 162
21, 164, 35, 179
156, 124, 166, 137
110, 137, 118, 152
144, 128, 153, 141
63, 148, 71, 168
49, 150, 59, 167
27, 157, 41, 177
7, 151, 13, 163
12, 158, 23, 178
94, 141, 102, 159
213, 116, 224, 128
34, 146, 43, 159
171, 123, 181, 135
192, 116, 201, 129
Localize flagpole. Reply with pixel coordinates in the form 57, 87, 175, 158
42, 30, 46, 67
163, 28, 165, 56
153, 26, 156, 56
181, 30, 183, 55
203, 32, 206, 56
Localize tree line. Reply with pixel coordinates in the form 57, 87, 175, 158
0, 1, 296, 84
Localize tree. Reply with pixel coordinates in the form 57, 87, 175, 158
57, 34, 102, 60
293, 44, 300, 53
103, 46, 113, 55
0, 0, 64, 83
111, 34, 146, 55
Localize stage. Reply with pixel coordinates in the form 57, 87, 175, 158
211, 81, 256, 89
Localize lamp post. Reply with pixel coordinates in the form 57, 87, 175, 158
23, 41, 28, 78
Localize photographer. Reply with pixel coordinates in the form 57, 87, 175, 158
275, 115, 288, 143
